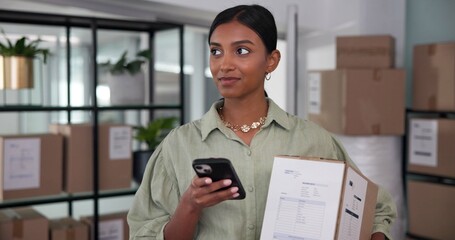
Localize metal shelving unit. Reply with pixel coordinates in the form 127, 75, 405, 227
0, 10, 184, 239
404, 108, 455, 240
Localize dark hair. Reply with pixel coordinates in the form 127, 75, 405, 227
208, 5, 277, 53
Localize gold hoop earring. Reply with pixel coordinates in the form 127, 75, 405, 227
265, 72, 271, 81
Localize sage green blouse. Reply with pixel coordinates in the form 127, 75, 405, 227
127, 99, 397, 240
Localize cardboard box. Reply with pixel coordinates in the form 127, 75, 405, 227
98, 124, 132, 190
50, 124, 132, 192
261, 156, 378, 240
408, 118, 455, 178
81, 212, 129, 240
407, 180, 455, 239
308, 69, 405, 135
0, 207, 49, 240
0, 134, 63, 200
336, 35, 395, 69
412, 42, 455, 111
49, 217, 89, 240
49, 124, 93, 193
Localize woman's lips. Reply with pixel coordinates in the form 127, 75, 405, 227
219, 77, 240, 86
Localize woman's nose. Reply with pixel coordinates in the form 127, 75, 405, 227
220, 54, 235, 72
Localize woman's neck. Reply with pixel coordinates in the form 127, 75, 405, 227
220, 97, 268, 125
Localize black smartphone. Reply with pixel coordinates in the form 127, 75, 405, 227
192, 158, 246, 200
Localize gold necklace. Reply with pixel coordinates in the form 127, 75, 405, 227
218, 107, 267, 133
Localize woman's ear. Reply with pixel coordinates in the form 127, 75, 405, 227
266, 49, 281, 73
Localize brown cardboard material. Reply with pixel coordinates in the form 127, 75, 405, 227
336, 35, 395, 69
49, 124, 93, 193
50, 124, 132, 192
0, 134, 63, 200
412, 42, 455, 111
308, 69, 406, 135
407, 180, 455, 239
0, 207, 49, 240
407, 118, 455, 178
98, 124, 132, 190
49, 217, 89, 240
261, 156, 378, 240
81, 212, 129, 240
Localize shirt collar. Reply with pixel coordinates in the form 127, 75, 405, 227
200, 98, 292, 141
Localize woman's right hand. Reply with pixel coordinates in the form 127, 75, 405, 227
164, 176, 238, 240
181, 176, 240, 214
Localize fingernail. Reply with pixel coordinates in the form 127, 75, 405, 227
205, 178, 212, 184
230, 187, 238, 193
233, 193, 240, 198
223, 179, 232, 186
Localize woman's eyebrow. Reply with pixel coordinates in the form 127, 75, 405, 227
209, 40, 255, 46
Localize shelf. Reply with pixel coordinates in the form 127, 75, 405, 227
0, 9, 179, 31
406, 232, 434, 240
406, 172, 455, 186
0, 9, 184, 240
406, 108, 455, 116
0, 104, 182, 112
0, 187, 139, 209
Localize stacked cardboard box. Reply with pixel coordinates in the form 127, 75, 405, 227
408, 118, 455, 178
407, 41, 455, 239
407, 180, 455, 239
49, 123, 133, 193
0, 207, 49, 240
0, 134, 63, 200
308, 35, 406, 239
412, 42, 455, 110
308, 35, 406, 135
81, 211, 129, 240
49, 217, 89, 240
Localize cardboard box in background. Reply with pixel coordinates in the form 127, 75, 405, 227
261, 156, 378, 240
81, 211, 129, 240
49, 217, 89, 240
336, 35, 395, 69
412, 42, 455, 111
0, 207, 49, 240
50, 124, 132, 192
408, 118, 455, 178
98, 124, 132, 190
0, 134, 63, 200
308, 69, 406, 135
49, 124, 93, 193
407, 180, 455, 239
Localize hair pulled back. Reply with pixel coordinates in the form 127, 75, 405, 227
208, 5, 277, 53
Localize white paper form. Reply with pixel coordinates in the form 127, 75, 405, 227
99, 219, 123, 240
109, 127, 131, 160
409, 119, 438, 167
337, 168, 368, 240
308, 73, 321, 114
260, 157, 346, 240
3, 138, 40, 190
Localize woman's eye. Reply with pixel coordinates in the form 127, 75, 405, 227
211, 49, 222, 56
236, 48, 250, 55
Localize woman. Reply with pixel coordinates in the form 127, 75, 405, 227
128, 4, 396, 240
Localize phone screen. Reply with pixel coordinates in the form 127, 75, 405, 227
192, 158, 246, 200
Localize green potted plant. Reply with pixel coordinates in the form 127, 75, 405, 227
0, 29, 50, 89
132, 116, 178, 183
99, 49, 151, 105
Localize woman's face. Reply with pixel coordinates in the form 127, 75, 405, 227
209, 20, 276, 100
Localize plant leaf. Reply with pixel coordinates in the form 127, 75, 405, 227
137, 49, 151, 61
126, 60, 145, 74
133, 117, 178, 149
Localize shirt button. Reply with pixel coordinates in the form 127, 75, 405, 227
248, 186, 254, 192
247, 150, 252, 156
248, 224, 255, 230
